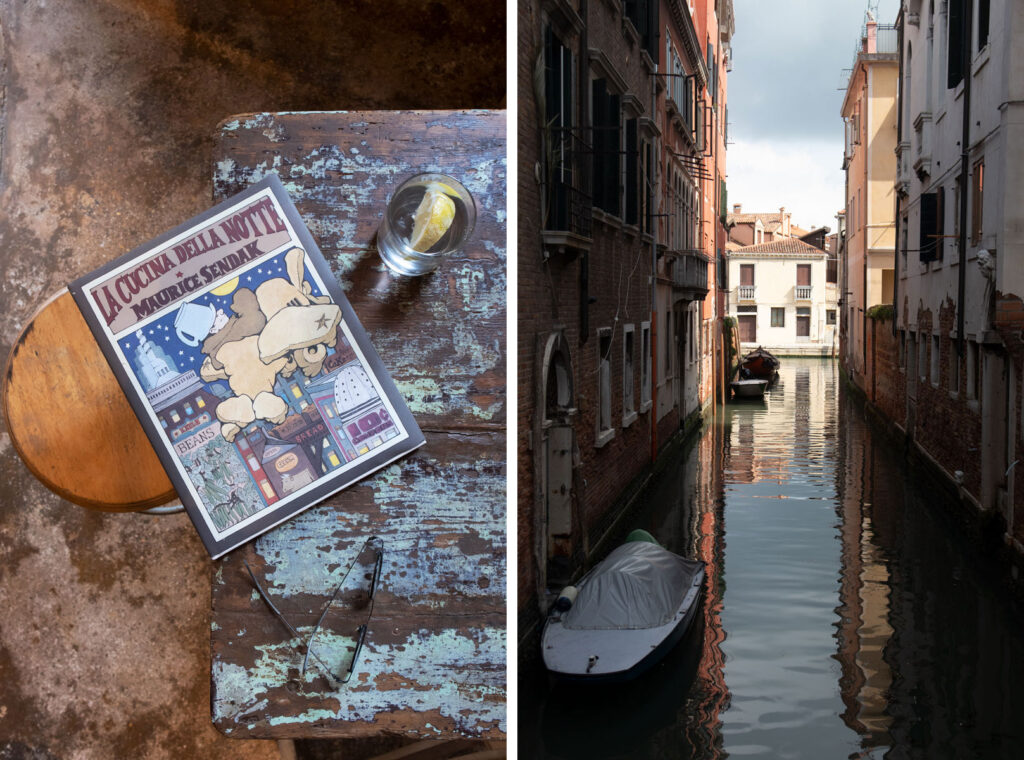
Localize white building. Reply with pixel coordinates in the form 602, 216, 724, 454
727, 238, 837, 355
895, 0, 1024, 539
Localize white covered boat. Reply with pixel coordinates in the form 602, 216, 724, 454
541, 536, 705, 682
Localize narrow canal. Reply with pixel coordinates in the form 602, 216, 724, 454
521, 357, 1024, 759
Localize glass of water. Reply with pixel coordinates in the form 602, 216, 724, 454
377, 173, 476, 276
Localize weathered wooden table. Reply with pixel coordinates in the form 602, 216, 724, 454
209, 111, 506, 740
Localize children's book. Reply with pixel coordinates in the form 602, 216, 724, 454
69, 174, 424, 558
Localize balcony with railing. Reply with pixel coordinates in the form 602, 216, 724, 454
840, 22, 899, 93
795, 285, 812, 300
542, 127, 593, 257
874, 24, 899, 54
667, 249, 709, 298
737, 285, 755, 301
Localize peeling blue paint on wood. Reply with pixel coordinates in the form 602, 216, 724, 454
213, 626, 506, 734
211, 111, 506, 741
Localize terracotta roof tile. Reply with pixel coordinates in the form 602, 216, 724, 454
726, 212, 784, 225
727, 238, 827, 256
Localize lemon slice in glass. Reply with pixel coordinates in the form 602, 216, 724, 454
409, 185, 456, 252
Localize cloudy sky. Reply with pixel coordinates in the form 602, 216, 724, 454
726, 0, 901, 231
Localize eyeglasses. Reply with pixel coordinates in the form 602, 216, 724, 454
243, 535, 383, 685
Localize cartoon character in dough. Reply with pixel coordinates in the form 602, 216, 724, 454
198, 247, 342, 442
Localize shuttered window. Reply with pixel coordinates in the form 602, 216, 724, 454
978, 0, 990, 50
948, 0, 965, 89
625, 118, 638, 225
592, 79, 621, 215
624, 0, 659, 61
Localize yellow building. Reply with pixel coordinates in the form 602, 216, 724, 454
840, 14, 898, 388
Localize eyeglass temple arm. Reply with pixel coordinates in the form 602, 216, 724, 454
243, 560, 302, 640
244, 560, 343, 681
301, 536, 384, 681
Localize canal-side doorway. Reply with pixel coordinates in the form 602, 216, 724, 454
539, 331, 575, 587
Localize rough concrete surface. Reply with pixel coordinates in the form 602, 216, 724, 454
0, 2, 504, 759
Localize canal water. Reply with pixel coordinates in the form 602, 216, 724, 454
521, 358, 1024, 759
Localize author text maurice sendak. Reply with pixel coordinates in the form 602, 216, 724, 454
91, 195, 290, 326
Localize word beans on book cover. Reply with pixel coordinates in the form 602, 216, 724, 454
69, 174, 424, 558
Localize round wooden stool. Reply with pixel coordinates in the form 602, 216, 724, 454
3, 290, 177, 511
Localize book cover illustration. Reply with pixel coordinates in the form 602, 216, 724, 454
70, 176, 423, 557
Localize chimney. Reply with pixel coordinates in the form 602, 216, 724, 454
733, 203, 742, 213
865, 11, 877, 54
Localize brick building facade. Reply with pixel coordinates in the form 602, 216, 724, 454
518, 0, 734, 648
841, 1, 1024, 591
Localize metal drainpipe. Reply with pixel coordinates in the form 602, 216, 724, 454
957, 0, 973, 358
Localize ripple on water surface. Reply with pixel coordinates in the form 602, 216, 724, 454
522, 358, 1024, 760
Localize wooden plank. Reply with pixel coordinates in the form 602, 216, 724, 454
210, 111, 506, 740
213, 111, 506, 432
2, 290, 175, 510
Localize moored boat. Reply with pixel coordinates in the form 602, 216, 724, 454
541, 530, 705, 682
741, 346, 781, 380
731, 377, 769, 399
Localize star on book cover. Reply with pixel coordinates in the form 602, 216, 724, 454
69, 174, 424, 559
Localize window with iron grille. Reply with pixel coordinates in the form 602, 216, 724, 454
771, 308, 785, 327
826, 309, 836, 325
544, 26, 574, 130
592, 78, 621, 215
543, 25, 579, 233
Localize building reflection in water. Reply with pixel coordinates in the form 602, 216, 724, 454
525, 358, 1024, 759
835, 394, 1024, 758
834, 406, 894, 751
